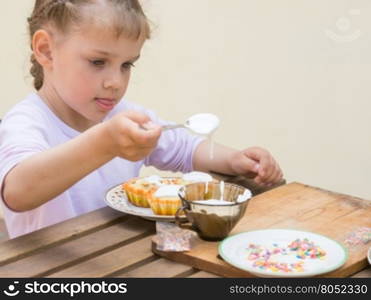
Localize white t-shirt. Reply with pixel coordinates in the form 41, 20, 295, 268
0, 93, 203, 238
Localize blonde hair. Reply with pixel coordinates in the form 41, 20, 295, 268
28, 0, 151, 90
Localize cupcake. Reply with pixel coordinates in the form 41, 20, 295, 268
122, 176, 162, 207
147, 185, 183, 216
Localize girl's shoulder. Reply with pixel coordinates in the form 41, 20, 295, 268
2, 93, 50, 123
0, 93, 61, 139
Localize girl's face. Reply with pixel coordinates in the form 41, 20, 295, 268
43, 24, 145, 131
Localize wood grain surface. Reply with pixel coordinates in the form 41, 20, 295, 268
153, 182, 371, 278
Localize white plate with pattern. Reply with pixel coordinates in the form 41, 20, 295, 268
105, 183, 185, 222
219, 229, 348, 277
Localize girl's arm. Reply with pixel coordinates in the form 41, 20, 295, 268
3, 111, 161, 212
192, 139, 283, 186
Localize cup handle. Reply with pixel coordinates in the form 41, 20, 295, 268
175, 206, 193, 231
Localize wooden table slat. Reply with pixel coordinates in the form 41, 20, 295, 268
47, 235, 155, 277
115, 258, 194, 278
0, 207, 127, 266
188, 271, 221, 278
351, 267, 371, 278
0, 217, 155, 277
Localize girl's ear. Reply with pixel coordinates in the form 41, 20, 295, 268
32, 29, 53, 70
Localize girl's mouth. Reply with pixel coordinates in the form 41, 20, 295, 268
95, 98, 116, 111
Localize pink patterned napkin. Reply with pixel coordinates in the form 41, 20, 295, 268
153, 222, 196, 252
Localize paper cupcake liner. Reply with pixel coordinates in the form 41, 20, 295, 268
148, 197, 182, 216
122, 180, 153, 208
125, 190, 151, 208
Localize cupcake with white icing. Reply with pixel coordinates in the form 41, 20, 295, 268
122, 176, 161, 207
147, 185, 183, 215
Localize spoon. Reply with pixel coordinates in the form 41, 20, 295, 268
162, 113, 220, 135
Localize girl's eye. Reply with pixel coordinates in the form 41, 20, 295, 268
90, 60, 105, 67
122, 62, 135, 70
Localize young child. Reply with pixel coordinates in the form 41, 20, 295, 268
0, 0, 283, 238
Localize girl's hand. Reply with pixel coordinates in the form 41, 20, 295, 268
103, 110, 162, 161
228, 147, 283, 186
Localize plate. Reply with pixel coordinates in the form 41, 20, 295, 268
218, 229, 348, 277
105, 183, 186, 222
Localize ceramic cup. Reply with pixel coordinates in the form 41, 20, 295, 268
176, 182, 252, 241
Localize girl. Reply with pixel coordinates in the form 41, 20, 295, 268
0, 0, 282, 238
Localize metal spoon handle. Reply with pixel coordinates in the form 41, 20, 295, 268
162, 124, 185, 131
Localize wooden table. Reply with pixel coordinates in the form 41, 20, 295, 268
0, 181, 370, 278
0, 207, 220, 278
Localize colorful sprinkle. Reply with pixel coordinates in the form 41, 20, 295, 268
246, 238, 327, 273
344, 227, 371, 247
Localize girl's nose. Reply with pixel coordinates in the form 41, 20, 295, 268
103, 71, 123, 90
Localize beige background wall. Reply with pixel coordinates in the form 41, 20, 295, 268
0, 0, 370, 209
